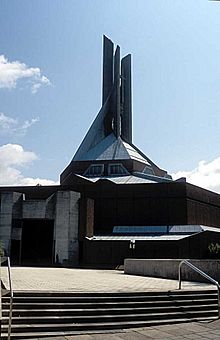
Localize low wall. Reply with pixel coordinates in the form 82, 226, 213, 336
124, 259, 220, 283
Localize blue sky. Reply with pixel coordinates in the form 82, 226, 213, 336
1, 0, 220, 191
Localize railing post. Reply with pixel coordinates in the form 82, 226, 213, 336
178, 261, 182, 290
217, 287, 220, 319
0, 256, 2, 339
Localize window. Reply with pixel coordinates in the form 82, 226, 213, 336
84, 164, 104, 177
143, 166, 154, 175
108, 163, 128, 176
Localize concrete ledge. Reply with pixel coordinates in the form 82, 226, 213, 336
124, 259, 220, 283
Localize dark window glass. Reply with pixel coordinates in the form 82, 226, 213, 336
108, 164, 128, 176
84, 164, 104, 177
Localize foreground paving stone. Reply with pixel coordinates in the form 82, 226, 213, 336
137, 329, 173, 338
0, 267, 215, 292
36, 324, 220, 340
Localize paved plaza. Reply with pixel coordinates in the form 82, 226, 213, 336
0, 267, 215, 292
1, 267, 219, 339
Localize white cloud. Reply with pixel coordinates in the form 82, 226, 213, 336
0, 112, 16, 129
16, 117, 39, 136
0, 144, 58, 186
172, 156, 220, 193
0, 55, 51, 93
0, 112, 39, 136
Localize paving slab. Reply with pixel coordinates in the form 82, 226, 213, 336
134, 328, 172, 338
0, 267, 215, 292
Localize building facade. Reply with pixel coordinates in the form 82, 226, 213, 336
1, 36, 220, 267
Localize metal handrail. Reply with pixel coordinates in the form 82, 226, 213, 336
0, 257, 2, 335
0, 257, 13, 339
178, 260, 220, 317
7, 257, 13, 340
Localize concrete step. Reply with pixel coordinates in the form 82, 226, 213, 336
2, 303, 217, 317
2, 298, 218, 311
3, 294, 218, 305
11, 289, 218, 297
1, 289, 218, 338
1, 310, 218, 329
4, 291, 217, 303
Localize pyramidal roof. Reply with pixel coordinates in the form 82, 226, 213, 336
74, 132, 151, 164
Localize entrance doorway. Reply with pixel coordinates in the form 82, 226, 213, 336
21, 219, 54, 266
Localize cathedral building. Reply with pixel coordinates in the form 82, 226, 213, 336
1, 36, 220, 267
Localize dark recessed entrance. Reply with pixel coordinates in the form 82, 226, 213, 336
21, 219, 54, 266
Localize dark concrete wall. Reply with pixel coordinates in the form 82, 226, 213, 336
186, 183, 220, 227
83, 240, 180, 267
179, 231, 220, 259
93, 182, 188, 234
83, 240, 130, 267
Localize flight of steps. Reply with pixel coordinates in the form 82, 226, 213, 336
1, 289, 219, 339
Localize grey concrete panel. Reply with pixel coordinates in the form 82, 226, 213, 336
54, 191, 80, 266
0, 192, 14, 213
0, 226, 13, 237
45, 193, 56, 219
12, 194, 23, 218
23, 200, 46, 219
0, 192, 22, 255
124, 258, 220, 282
0, 213, 13, 225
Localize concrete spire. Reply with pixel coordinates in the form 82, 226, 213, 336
102, 36, 113, 106
113, 45, 121, 138
72, 36, 133, 161
121, 54, 132, 143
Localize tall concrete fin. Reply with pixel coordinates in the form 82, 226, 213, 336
102, 35, 114, 106
113, 45, 121, 138
73, 100, 108, 161
121, 54, 132, 143
73, 37, 128, 161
